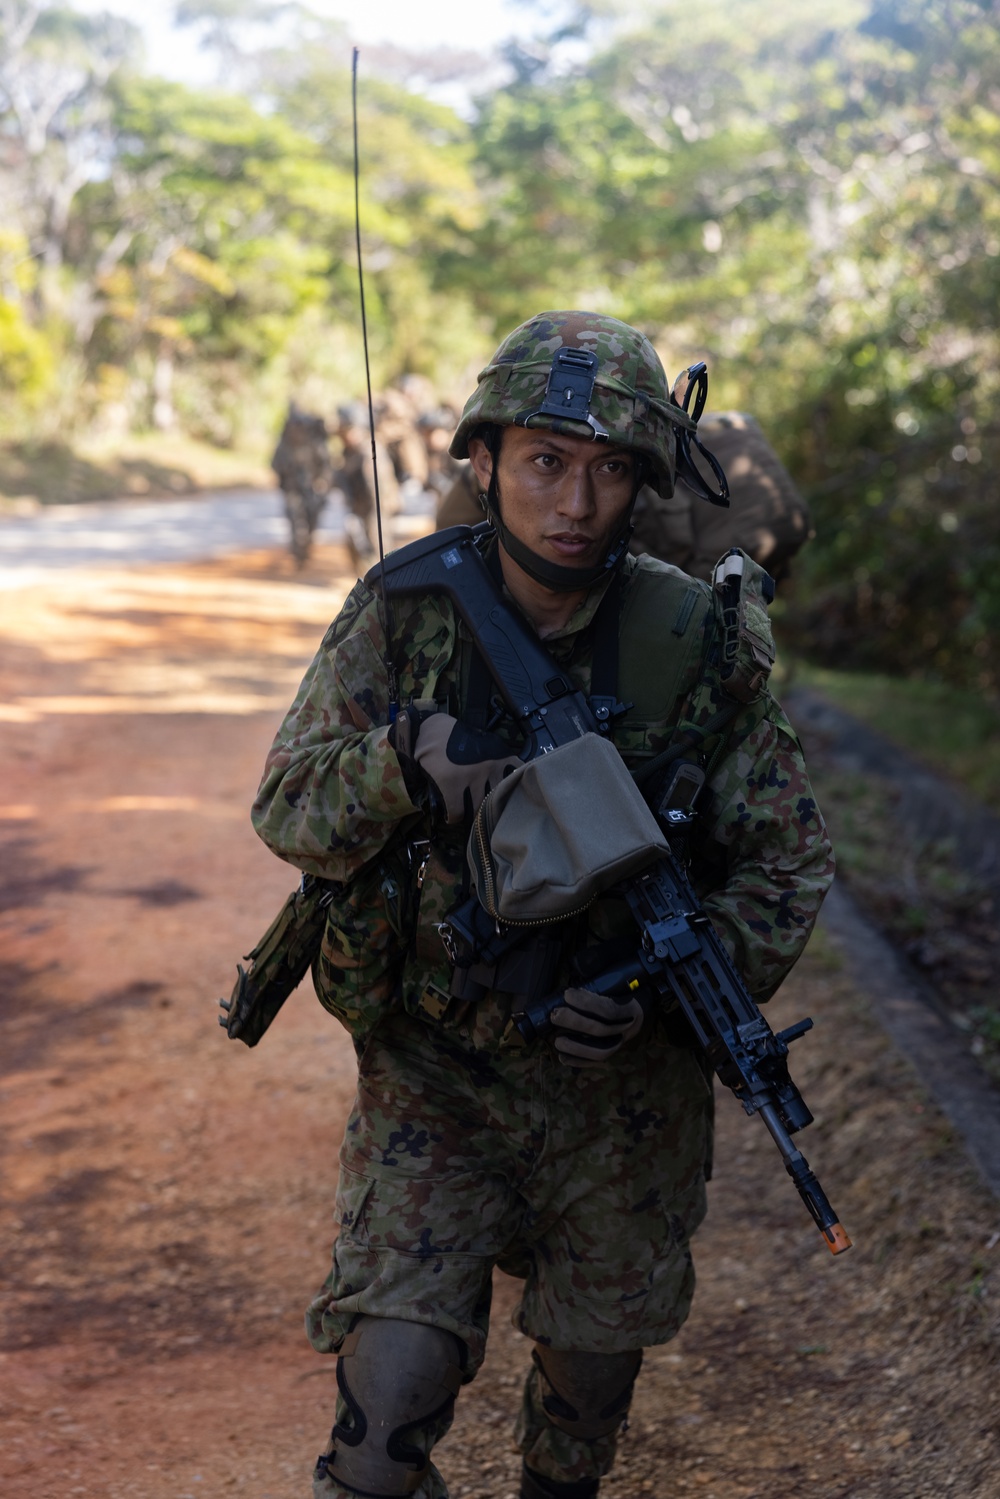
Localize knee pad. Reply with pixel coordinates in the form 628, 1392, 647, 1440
532, 1345, 643, 1441
315, 1316, 464, 1498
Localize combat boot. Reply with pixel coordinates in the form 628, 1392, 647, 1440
519, 1466, 599, 1499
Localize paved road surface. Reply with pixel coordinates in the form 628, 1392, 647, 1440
0, 487, 433, 588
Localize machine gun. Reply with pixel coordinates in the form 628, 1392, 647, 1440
369, 525, 851, 1257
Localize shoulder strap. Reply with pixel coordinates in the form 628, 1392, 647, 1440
458, 544, 627, 736
461, 543, 505, 730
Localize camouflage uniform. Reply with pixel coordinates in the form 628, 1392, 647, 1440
377, 385, 431, 489
252, 576, 833, 1497
334, 424, 400, 564
271, 405, 334, 566
252, 312, 834, 1498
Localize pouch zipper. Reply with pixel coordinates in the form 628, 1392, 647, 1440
471, 789, 595, 929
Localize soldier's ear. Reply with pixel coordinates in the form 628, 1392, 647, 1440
467, 436, 494, 492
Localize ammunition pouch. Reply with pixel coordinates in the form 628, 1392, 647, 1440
221, 839, 418, 1049
219, 874, 335, 1047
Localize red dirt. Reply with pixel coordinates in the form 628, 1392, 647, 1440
1, 543, 998, 1499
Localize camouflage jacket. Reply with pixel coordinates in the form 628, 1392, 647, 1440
252, 549, 834, 1041
334, 441, 400, 519
271, 418, 332, 493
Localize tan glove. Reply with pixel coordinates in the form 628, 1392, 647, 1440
551, 986, 645, 1066
413, 712, 520, 824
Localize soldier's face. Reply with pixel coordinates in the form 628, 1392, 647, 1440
468, 426, 635, 573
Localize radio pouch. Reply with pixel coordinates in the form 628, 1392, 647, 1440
712, 548, 776, 703
716, 545, 779, 701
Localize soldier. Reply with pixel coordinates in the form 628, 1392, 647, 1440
377, 379, 433, 494
271, 403, 334, 567
433, 453, 482, 529
434, 408, 812, 585
418, 404, 465, 501
251, 312, 834, 1499
334, 403, 401, 571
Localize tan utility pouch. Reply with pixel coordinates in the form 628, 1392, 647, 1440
467, 734, 668, 925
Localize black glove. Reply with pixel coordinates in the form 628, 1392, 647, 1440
411, 712, 520, 824
550, 986, 645, 1066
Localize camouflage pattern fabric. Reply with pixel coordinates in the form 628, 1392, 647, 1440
632, 413, 812, 584
334, 441, 400, 523
271, 406, 334, 565
376, 385, 430, 488
251, 539, 834, 1495
333, 439, 399, 562
271, 406, 332, 494
448, 311, 696, 497
422, 427, 467, 501
306, 1009, 710, 1497
253, 549, 833, 1005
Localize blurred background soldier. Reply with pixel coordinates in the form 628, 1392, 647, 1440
434, 408, 812, 585
271, 403, 333, 567
376, 377, 435, 502
334, 402, 400, 571
630, 411, 813, 584
434, 458, 482, 530
418, 404, 464, 503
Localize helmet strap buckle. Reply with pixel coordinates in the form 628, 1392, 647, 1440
514, 347, 610, 441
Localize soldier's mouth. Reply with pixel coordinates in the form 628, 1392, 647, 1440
545, 532, 596, 557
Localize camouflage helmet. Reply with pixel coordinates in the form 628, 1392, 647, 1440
449, 310, 695, 498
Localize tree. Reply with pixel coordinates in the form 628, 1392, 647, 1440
0, 2, 139, 281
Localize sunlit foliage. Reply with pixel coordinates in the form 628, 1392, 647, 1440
2, 0, 999, 685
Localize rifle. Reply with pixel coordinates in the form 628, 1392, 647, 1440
368, 525, 851, 1257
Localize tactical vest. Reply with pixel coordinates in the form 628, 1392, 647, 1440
313, 544, 775, 1043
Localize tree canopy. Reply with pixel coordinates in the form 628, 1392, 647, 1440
2, 0, 1000, 685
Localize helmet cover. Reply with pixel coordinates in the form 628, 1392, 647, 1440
449, 310, 693, 497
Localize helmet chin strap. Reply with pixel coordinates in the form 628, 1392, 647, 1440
482, 430, 639, 594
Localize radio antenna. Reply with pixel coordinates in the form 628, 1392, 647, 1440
352, 46, 398, 715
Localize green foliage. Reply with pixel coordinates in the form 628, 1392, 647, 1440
2, 0, 1000, 690
804, 737, 1000, 1088
0, 232, 54, 413
790, 662, 1000, 811
0, 298, 54, 406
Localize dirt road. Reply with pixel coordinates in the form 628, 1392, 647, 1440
1, 544, 998, 1499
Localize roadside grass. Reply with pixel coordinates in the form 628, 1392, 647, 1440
803, 755, 1000, 1086
0, 432, 272, 508
778, 658, 1000, 812
780, 658, 1000, 1086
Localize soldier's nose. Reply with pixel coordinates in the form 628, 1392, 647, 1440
558, 469, 596, 517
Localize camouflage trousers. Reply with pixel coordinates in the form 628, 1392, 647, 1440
307, 1009, 712, 1497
